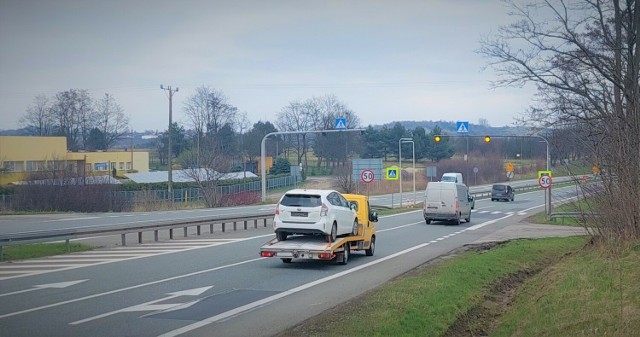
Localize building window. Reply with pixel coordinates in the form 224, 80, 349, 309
3, 161, 16, 172
26, 161, 46, 171
119, 162, 124, 170
94, 162, 108, 171
126, 162, 132, 170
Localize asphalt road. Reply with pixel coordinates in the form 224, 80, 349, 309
0, 185, 588, 337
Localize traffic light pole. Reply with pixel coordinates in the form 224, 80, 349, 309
260, 128, 365, 202
434, 134, 551, 214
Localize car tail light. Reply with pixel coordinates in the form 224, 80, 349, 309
261, 251, 276, 257
320, 203, 328, 216
275, 203, 280, 215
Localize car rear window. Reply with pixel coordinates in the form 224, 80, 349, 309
492, 185, 505, 191
280, 194, 322, 207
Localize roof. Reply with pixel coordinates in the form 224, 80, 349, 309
123, 169, 258, 184
283, 189, 338, 196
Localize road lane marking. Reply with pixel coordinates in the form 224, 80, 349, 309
71, 286, 213, 325
465, 214, 514, 231
0, 280, 88, 298
0, 258, 264, 320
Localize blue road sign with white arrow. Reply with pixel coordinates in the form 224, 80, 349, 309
456, 121, 469, 133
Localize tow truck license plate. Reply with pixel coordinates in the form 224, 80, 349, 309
290, 212, 308, 217
277, 252, 293, 257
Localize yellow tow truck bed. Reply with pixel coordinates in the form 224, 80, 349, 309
260, 193, 378, 265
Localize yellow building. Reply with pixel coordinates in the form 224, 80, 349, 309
0, 136, 149, 185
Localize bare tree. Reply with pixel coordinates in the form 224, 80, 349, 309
479, 0, 640, 241
276, 101, 312, 167
94, 93, 130, 149
179, 137, 233, 208
19, 94, 55, 136
51, 89, 95, 150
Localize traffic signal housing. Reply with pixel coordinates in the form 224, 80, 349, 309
484, 136, 491, 143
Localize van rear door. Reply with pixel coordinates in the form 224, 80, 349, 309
425, 188, 456, 215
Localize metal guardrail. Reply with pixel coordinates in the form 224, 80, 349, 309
0, 212, 274, 259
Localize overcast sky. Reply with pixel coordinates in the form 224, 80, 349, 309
0, 0, 535, 132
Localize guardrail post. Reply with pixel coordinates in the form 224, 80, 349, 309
154, 230, 159, 242
197, 225, 201, 236
170, 229, 174, 239
222, 223, 226, 232
263, 218, 267, 227
121, 234, 126, 246
66, 239, 70, 253
233, 221, 237, 231
254, 219, 258, 229
244, 220, 248, 230
138, 232, 142, 244
209, 224, 213, 234
183, 227, 188, 237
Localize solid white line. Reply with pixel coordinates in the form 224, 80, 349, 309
0, 264, 91, 269
160, 229, 472, 337
0, 258, 265, 320
465, 213, 514, 231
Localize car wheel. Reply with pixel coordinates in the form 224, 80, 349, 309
338, 243, 350, 265
425, 219, 431, 224
465, 212, 471, 223
491, 198, 495, 202
276, 231, 287, 241
365, 236, 375, 256
327, 222, 337, 242
281, 258, 292, 263
351, 220, 359, 236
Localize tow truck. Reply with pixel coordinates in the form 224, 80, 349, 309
260, 193, 378, 265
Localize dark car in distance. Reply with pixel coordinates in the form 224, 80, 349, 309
491, 184, 514, 202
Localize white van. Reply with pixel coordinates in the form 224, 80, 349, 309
441, 172, 463, 184
423, 182, 472, 225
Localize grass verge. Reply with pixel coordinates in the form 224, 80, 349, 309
278, 236, 591, 337
1, 242, 94, 261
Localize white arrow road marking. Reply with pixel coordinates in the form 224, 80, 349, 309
70, 286, 213, 325
0, 280, 88, 298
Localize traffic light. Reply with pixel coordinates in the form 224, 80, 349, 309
484, 136, 491, 143
434, 136, 441, 143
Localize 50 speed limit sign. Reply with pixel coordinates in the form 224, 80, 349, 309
361, 169, 375, 184
538, 175, 552, 189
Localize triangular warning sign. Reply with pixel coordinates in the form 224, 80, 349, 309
457, 123, 468, 133
336, 120, 346, 129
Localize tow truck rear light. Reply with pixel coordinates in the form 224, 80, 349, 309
318, 252, 333, 260
320, 203, 328, 216
261, 251, 276, 257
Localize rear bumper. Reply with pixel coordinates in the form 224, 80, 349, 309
275, 227, 327, 236
423, 211, 458, 220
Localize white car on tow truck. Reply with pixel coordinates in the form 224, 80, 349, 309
272, 189, 358, 242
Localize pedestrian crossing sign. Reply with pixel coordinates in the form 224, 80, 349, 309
456, 121, 469, 133
386, 166, 399, 180
335, 118, 347, 129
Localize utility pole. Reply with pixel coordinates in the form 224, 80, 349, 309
160, 84, 178, 201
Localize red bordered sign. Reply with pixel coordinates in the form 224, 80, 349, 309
361, 169, 374, 183
538, 175, 552, 189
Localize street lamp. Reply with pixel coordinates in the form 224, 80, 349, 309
398, 137, 415, 207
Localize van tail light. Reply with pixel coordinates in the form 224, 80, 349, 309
456, 199, 459, 211
275, 203, 280, 215
320, 203, 328, 217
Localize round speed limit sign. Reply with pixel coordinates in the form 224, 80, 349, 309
538, 175, 552, 189
361, 169, 375, 183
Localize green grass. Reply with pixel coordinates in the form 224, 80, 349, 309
1, 242, 94, 261
281, 237, 589, 337
527, 198, 593, 227
492, 244, 640, 337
